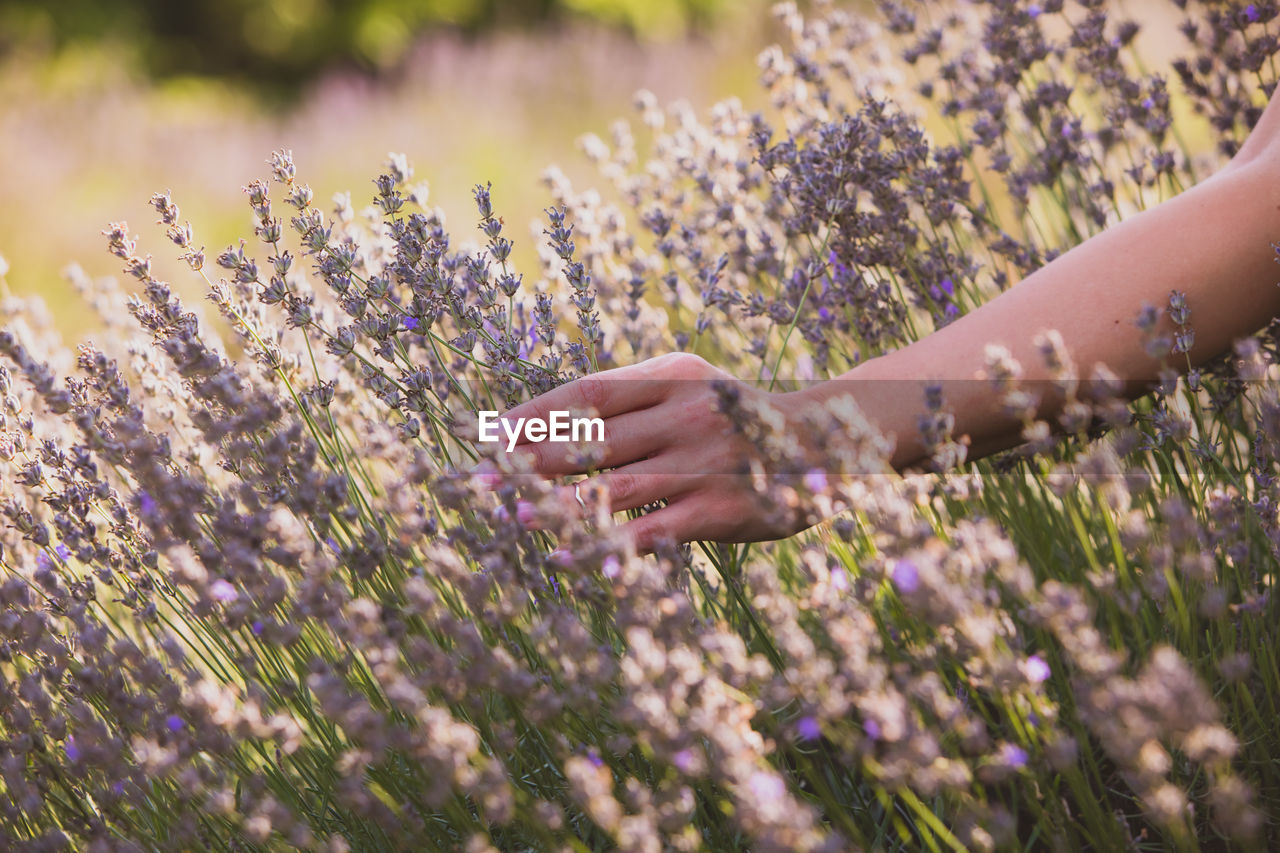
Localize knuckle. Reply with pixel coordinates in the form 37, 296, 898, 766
633, 514, 669, 545
683, 395, 722, 430
660, 351, 706, 377
575, 376, 608, 412
608, 471, 637, 504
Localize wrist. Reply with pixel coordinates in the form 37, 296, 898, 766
779, 362, 924, 473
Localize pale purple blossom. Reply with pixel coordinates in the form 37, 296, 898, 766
891, 559, 920, 594
1026, 654, 1051, 684
747, 771, 786, 804
1001, 744, 1029, 769
830, 567, 849, 592
601, 555, 621, 579
672, 749, 696, 774
210, 579, 238, 603
796, 717, 821, 741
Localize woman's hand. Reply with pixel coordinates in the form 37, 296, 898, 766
499, 353, 821, 552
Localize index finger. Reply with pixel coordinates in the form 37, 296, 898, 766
502, 360, 669, 428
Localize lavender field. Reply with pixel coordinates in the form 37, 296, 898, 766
1, 0, 1279, 850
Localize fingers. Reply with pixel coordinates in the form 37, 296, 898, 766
619, 501, 700, 554
558, 458, 694, 514
510, 406, 675, 476
503, 359, 671, 429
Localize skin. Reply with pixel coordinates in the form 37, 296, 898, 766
502, 92, 1280, 553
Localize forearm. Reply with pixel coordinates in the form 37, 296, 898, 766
802, 153, 1280, 471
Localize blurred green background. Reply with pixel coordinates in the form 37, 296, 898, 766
0, 0, 750, 97
0, 0, 773, 338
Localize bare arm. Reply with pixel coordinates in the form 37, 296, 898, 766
826, 113, 1280, 470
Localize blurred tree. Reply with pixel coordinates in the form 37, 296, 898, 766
0, 0, 741, 96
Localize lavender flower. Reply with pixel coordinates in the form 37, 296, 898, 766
1000, 744, 1029, 770
209, 579, 238, 603
796, 717, 822, 741
601, 555, 621, 579
1025, 655, 1051, 684
891, 559, 921, 594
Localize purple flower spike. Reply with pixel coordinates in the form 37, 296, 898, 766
55, 543, 71, 562
891, 559, 920, 594
1245, 4, 1259, 22
64, 738, 81, 762
796, 716, 822, 741
166, 714, 185, 733
138, 491, 157, 515
804, 468, 828, 493
863, 719, 882, 741
403, 315, 420, 331
252, 620, 265, 636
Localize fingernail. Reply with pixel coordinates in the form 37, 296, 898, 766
516, 501, 537, 526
